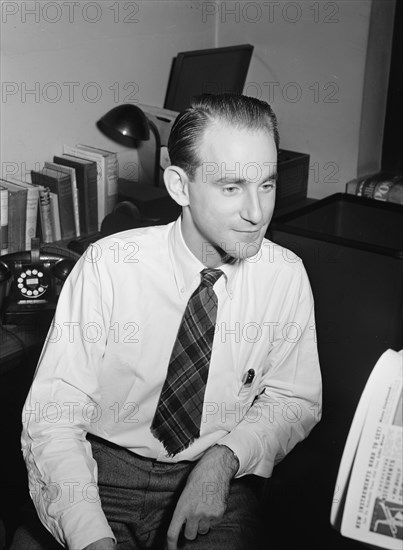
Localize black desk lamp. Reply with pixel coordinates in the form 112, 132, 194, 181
97, 104, 161, 187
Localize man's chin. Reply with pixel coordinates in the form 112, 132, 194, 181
219, 239, 264, 262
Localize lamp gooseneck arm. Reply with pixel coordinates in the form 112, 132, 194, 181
148, 119, 161, 188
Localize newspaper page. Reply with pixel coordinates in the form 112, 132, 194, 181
330, 351, 388, 529
340, 349, 403, 549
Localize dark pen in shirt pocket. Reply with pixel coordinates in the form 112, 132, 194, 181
237, 368, 255, 397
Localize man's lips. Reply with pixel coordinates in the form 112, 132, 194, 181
233, 228, 263, 234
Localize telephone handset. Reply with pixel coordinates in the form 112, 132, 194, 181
0, 238, 79, 325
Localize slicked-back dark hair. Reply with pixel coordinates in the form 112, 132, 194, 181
167, 93, 279, 181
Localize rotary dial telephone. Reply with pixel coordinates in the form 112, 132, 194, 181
0, 238, 79, 325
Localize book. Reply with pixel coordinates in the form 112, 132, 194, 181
49, 192, 62, 241
0, 186, 9, 255
31, 167, 76, 240
6, 176, 40, 250
331, 349, 403, 549
0, 179, 27, 253
346, 173, 403, 205
75, 144, 118, 217
63, 144, 117, 228
44, 161, 80, 237
53, 154, 98, 235
37, 186, 53, 243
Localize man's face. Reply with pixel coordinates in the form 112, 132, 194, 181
181, 123, 277, 267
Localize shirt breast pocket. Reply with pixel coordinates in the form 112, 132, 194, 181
236, 369, 261, 404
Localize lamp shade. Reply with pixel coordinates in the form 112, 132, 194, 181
97, 104, 150, 147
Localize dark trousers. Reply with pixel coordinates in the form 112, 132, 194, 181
11, 436, 264, 550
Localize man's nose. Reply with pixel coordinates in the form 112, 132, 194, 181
241, 190, 263, 225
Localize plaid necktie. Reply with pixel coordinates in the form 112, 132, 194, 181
151, 268, 223, 457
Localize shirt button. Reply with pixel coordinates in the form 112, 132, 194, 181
180, 288, 185, 293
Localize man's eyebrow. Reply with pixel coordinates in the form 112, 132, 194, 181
265, 171, 278, 182
214, 177, 244, 184
214, 172, 278, 184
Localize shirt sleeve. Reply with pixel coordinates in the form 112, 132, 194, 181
21, 245, 116, 549
218, 260, 322, 479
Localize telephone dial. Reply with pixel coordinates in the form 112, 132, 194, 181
0, 238, 79, 325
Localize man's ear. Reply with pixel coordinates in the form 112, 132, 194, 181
163, 165, 190, 207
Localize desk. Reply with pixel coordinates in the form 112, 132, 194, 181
0, 324, 48, 545
265, 195, 403, 549
0, 324, 48, 375
118, 179, 181, 224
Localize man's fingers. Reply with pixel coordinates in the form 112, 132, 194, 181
197, 519, 210, 535
166, 513, 186, 550
167, 514, 213, 548
184, 518, 200, 541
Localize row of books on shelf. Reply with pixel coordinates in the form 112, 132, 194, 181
0, 144, 118, 255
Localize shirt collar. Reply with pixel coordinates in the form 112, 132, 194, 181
168, 218, 237, 299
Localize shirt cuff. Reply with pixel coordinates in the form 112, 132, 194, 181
218, 428, 274, 479
214, 444, 240, 475
60, 502, 116, 550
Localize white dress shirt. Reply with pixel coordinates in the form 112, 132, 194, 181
22, 218, 322, 549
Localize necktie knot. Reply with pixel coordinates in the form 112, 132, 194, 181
201, 268, 223, 288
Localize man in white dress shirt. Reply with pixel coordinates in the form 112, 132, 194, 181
17, 94, 321, 550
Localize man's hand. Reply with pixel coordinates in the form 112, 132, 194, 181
166, 445, 239, 550
82, 537, 116, 549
